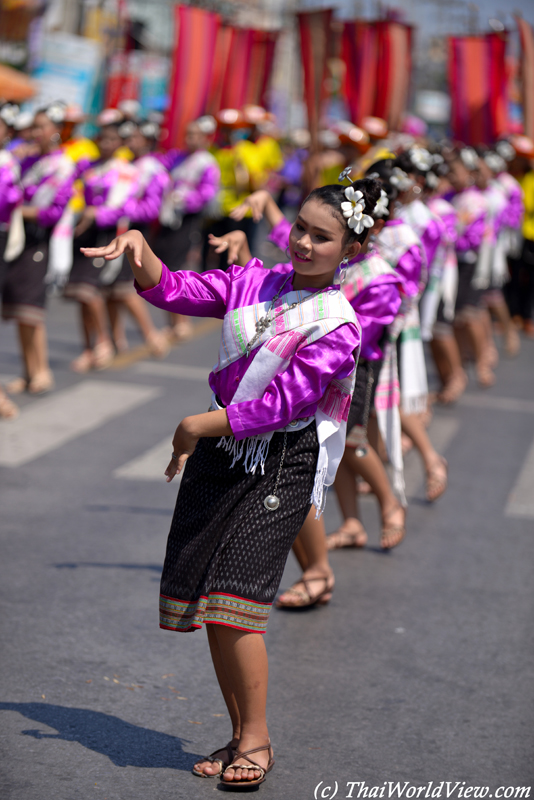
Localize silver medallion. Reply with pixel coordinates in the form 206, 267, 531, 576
355, 445, 368, 458
264, 495, 280, 511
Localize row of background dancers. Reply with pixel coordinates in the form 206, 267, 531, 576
0, 102, 531, 583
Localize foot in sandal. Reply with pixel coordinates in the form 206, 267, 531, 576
326, 518, 368, 550
437, 369, 467, 405
6, 376, 28, 395
276, 570, 334, 609
27, 370, 54, 395
221, 739, 274, 788
192, 738, 239, 778
380, 503, 406, 550
426, 456, 448, 502
0, 390, 19, 420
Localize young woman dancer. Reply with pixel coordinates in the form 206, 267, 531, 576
3, 104, 75, 394
445, 148, 494, 387
80, 179, 383, 787
0, 114, 23, 418
367, 158, 448, 503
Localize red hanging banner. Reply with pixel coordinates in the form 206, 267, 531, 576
449, 32, 508, 145
516, 16, 534, 138
374, 21, 413, 130
297, 8, 334, 151
245, 30, 278, 108
342, 21, 378, 125
161, 5, 220, 149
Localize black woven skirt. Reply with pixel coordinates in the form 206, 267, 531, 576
64, 223, 117, 302
2, 224, 49, 325
456, 254, 484, 312
159, 423, 319, 634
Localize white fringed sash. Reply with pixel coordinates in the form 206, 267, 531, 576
213, 285, 360, 515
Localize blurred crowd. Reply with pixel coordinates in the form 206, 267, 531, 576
0, 98, 533, 426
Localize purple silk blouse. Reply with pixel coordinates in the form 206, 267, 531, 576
124, 154, 170, 225
137, 258, 361, 440
157, 149, 220, 215
0, 154, 23, 225
447, 188, 487, 253
268, 219, 401, 360
83, 160, 137, 229
21, 151, 75, 228
378, 219, 424, 298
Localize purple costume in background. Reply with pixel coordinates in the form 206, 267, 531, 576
448, 186, 488, 312
0, 150, 23, 291
2, 150, 75, 325
153, 149, 220, 272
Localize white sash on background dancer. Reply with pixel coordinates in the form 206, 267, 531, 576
376, 223, 428, 416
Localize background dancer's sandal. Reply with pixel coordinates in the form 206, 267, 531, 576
221, 743, 275, 789
326, 520, 368, 550
192, 741, 237, 778
380, 504, 406, 550
275, 573, 334, 609
426, 458, 448, 502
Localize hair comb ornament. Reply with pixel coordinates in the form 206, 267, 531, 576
338, 166, 353, 184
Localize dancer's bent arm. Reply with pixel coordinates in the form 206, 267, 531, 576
165, 409, 232, 483
80, 229, 162, 290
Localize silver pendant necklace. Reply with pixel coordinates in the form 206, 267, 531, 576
264, 431, 287, 511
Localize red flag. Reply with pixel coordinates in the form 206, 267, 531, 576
449, 33, 508, 145
342, 21, 378, 124
245, 30, 278, 108
374, 21, 413, 130
516, 16, 534, 138
219, 28, 255, 110
161, 5, 220, 149
298, 9, 334, 150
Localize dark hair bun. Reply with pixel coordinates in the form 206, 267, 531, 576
350, 177, 381, 217
364, 158, 399, 206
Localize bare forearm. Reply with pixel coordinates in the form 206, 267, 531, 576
263, 193, 285, 230
182, 409, 232, 439
126, 233, 163, 290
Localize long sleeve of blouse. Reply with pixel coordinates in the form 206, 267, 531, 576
137, 259, 360, 440
352, 280, 401, 361
124, 169, 170, 225
268, 217, 292, 252
183, 163, 220, 214
0, 162, 23, 224
395, 246, 423, 297
35, 172, 74, 228
456, 215, 485, 252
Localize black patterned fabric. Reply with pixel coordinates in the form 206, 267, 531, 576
346, 358, 383, 432
159, 424, 318, 634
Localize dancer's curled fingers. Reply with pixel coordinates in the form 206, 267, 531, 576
164, 420, 200, 482
80, 230, 144, 268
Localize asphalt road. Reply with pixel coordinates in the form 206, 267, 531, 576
1, 295, 533, 800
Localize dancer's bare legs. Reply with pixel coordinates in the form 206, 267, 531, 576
8, 322, 54, 394
277, 508, 334, 606
430, 329, 468, 404
400, 410, 447, 501
207, 625, 270, 783
333, 444, 405, 548
108, 294, 169, 356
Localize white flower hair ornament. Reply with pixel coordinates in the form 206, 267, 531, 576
409, 147, 433, 172
373, 189, 389, 218
45, 103, 66, 125
460, 147, 479, 171
390, 166, 414, 192
341, 186, 374, 233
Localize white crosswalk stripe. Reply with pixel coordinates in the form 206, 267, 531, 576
505, 435, 534, 519
0, 380, 161, 468
113, 437, 182, 485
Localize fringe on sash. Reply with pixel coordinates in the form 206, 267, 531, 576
402, 395, 428, 415
312, 466, 329, 518
216, 434, 272, 475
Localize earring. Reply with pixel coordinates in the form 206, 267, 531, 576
50, 132, 61, 144
285, 246, 291, 261
337, 256, 349, 287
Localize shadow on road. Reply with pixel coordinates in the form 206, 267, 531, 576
53, 562, 162, 575
0, 702, 198, 770
85, 504, 173, 516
